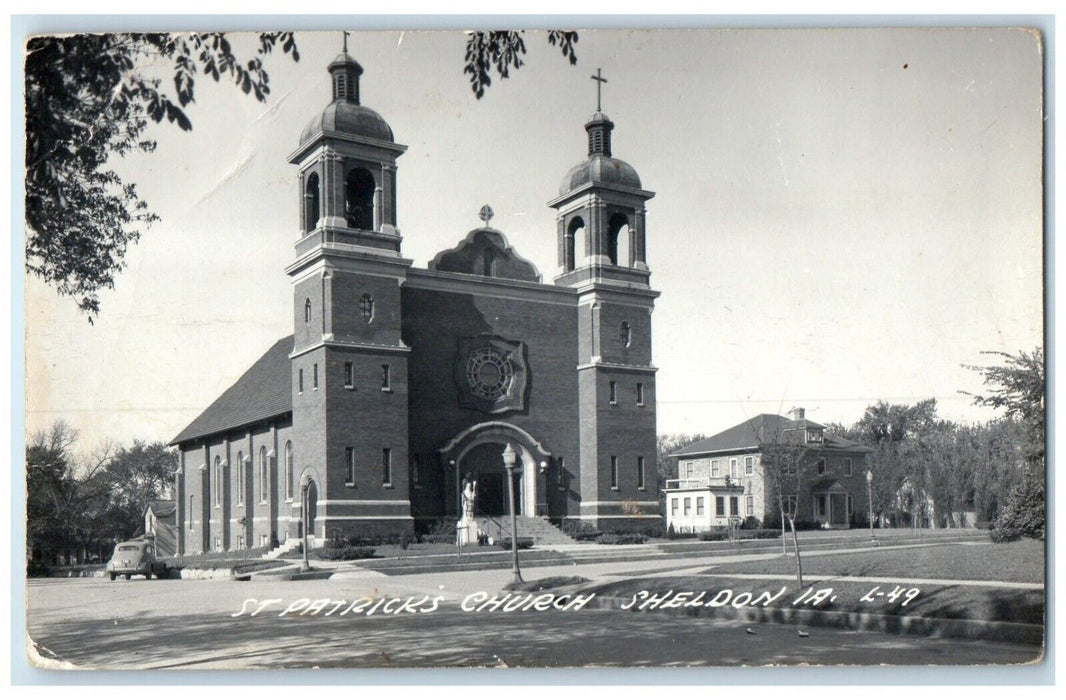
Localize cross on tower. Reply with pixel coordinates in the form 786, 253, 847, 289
479, 205, 494, 226
590, 68, 608, 112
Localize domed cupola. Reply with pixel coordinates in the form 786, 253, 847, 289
299, 50, 395, 146
549, 69, 654, 284
288, 36, 407, 247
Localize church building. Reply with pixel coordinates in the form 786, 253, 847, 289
170, 47, 660, 552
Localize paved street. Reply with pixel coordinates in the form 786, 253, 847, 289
26, 550, 1043, 670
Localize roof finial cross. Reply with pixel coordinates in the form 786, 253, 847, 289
479, 204, 494, 226
343, 30, 350, 54
591, 68, 608, 112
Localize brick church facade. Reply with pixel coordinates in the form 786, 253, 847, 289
170, 48, 660, 552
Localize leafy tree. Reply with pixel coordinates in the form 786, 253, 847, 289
964, 348, 1046, 540
24, 32, 299, 321
463, 31, 579, 99
101, 441, 178, 540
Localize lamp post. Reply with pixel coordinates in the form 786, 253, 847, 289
502, 443, 523, 584
866, 468, 876, 544
302, 484, 310, 571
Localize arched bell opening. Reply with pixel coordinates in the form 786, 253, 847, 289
344, 167, 376, 230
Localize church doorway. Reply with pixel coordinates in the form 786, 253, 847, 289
460, 441, 521, 517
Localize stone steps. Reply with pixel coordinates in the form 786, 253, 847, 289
477, 515, 576, 545
261, 536, 315, 560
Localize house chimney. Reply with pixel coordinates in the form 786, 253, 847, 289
790, 407, 805, 421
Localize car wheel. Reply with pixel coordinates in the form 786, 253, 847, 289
124, 574, 131, 580
158, 565, 168, 579
109, 573, 116, 581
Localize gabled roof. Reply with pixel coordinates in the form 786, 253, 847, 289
169, 336, 293, 446
671, 413, 871, 458
145, 500, 176, 518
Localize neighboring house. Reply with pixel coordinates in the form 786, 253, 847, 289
169, 46, 662, 552
144, 500, 177, 557
892, 478, 977, 529
664, 408, 873, 532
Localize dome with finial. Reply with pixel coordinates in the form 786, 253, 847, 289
299, 46, 395, 146
558, 110, 642, 196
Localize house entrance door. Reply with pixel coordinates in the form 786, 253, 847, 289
830, 493, 848, 526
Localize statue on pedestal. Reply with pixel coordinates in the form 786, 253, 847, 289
461, 475, 478, 521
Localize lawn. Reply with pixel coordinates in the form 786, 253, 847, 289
709, 538, 1045, 584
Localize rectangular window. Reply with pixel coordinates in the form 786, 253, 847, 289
345, 447, 355, 485
683, 497, 691, 515
259, 459, 268, 503
557, 457, 566, 490
298, 368, 304, 393
637, 456, 646, 490
382, 448, 392, 486
746, 495, 754, 516
807, 430, 823, 443
729, 496, 739, 516
711, 459, 720, 477
715, 496, 725, 516
730, 458, 738, 479
815, 494, 827, 519
236, 462, 244, 506
411, 454, 422, 487
381, 364, 391, 391
313, 363, 319, 390
671, 498, 678, 516
696, 497, 705, 516
843, 458, 853, 477
744, 456, 754, 475
636, 383, 644, 406
609, 381, 617, 404
816, 458, 826, 475
344, 361, 354, 389
610, 456, 618, 489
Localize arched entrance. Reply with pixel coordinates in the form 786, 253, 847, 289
439, 422, 552, 519
297, 467, 321, 540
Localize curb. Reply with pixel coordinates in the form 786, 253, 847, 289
588, 593, 1044, 645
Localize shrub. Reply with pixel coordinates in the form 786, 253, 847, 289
594, 533, 647, 545
314, 545, 376, 561
699, 528, 781, 541
573, 531, 604, 542
992, 466, 1045, 541
699, 530, 729, 542
496, 537, 535, 550
990, 527, 1022, 543
561, 519, 599, 536
421, 533, 456, 544
741, 516, 762, 530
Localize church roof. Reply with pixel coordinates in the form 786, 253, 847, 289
428, 228, 541, 282
671, 414, 871, 457
170, 336, 293, 446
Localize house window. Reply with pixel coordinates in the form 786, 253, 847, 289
344, 362, 354, 389
683, 498, 691, 516
345, 447, 355, 485
259, 447, 268, 503
636, 383, 644, 406
313, 363, 319, 391
696, 497, 705, 516
609, 381, 617, 405
671, 498, 679, 516
816, 458, 826, 475
637, 456, 646, 490
298, 368, 304, 394
411, 454, 422, 487
381, 364, 391, 391
285, 442, 293, 501
711, 459, 720, 477
807, 429, 823, 443
610, 456, 618, 489
382, 448, 392, 486
557, 457, 566, 490
843, 458, 853, 477
213, 456, 222, 507
304, 298, 311, 323
744, 456, 754, 475
746, 496, 754, 516
189, 496, 195, 529
359, 294, 374, 323
729, 496, 739, 516
730, 458, 738, 479
684, 461, 695, 479
236, 452, 245, 506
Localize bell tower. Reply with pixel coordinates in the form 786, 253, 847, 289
549, 69, 660, 530
284, 37, 414, 538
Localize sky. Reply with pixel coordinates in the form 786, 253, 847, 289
22, 27, 1044, 449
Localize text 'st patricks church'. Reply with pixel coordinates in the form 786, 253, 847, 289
170, 44, 660, 551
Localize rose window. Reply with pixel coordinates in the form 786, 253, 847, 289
465, 347, 515, 400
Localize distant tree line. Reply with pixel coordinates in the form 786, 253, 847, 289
26, 421, 176, 568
